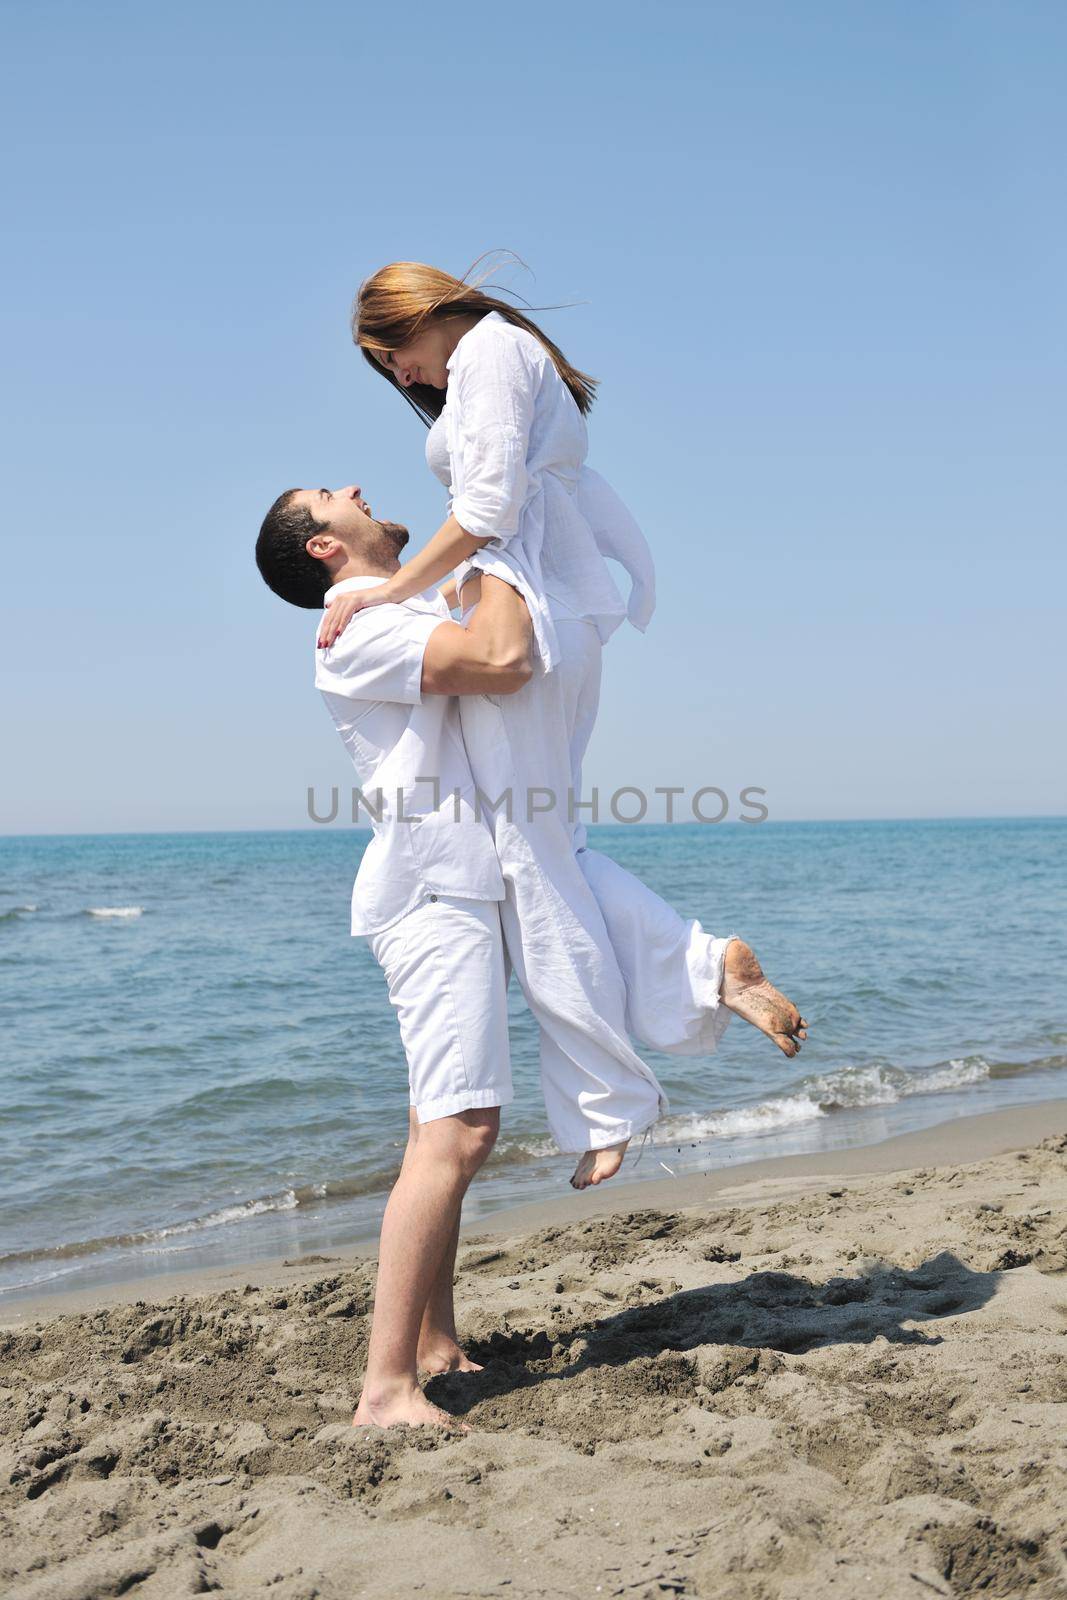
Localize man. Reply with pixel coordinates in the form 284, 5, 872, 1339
255, 482, 807, 1430
257, 484, 536, 1432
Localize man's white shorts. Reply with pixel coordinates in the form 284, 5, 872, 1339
367, 895, 513, 1123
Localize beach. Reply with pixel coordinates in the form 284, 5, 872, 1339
3, 1101, 1065, 1599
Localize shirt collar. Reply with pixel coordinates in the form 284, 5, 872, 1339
323, 575, 391, 603
322, 574, 447, 615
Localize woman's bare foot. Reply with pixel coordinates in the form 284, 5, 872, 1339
570, 1139, 629, 1190
352, 1380, 470, 1432
416, 1336, 484, 1377
721, 939, 807, 1057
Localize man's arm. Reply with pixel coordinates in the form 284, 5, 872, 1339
420, 575, 533, 696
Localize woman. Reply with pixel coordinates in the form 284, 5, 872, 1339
324, 261, 806, 1187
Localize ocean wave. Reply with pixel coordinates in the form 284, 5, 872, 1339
0, 1166, 405, 1279
809, 1056, 991, 1108
148, 1072, 376, 1123
491, 1134, 560, 1163
0, 1258, 103, 1294
656, 1056, 996, 1146
148, 1190, 301, 1240
85, 906, 144, 919
988, 1051, 1067, 1079
0, 1186, 306, 1275
657, 1094, 828, 1144
0, 905, 38, 922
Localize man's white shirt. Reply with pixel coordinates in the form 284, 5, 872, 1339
314, 576, 504, 935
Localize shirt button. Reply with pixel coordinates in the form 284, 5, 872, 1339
429, 894, 438, 902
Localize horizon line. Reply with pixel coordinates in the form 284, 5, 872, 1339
1, 812, 1065, 842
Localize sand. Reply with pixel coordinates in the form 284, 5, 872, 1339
2, 1103, 1065, 1600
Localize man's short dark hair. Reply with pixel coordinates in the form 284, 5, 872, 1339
256, 490, 332, 609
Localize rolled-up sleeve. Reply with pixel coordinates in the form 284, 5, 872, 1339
314, 606, 442, 704
449, 327, 541, 542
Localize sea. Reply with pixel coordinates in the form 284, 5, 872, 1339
2, 818, 1065, 1305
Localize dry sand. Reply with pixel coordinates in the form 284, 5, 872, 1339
2, 1103, 1066, 1600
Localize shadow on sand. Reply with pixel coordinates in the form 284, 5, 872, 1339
427, 1251, 998, 1415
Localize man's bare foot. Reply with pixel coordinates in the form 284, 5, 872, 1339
352, 1381, 470, 1432
416, 1336, 484, 1377
721, 939, 807, 1057
570, 1139, 629, 1190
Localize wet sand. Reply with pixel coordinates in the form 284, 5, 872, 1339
2, 1102, 1065, 1598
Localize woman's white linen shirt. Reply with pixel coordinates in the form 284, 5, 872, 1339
426, 312, 655, 670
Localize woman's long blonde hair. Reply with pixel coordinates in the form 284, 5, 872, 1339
353, 257, 598, 426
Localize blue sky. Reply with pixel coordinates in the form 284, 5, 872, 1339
1, 0, 1064, 832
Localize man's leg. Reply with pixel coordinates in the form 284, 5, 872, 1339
354, 1107, 498, 1429
358, 894, 512, 1427
418, 1209, 484, 1374
397, 1110, 484, 1375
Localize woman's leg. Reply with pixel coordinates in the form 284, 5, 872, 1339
556, 620, 806, 1060
460, 659, 667, 1182
581, 850, 807, 1056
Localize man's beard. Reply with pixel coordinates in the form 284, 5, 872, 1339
373, 520, 409, 558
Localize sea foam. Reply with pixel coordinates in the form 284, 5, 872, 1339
656, 1057, 994, 1145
